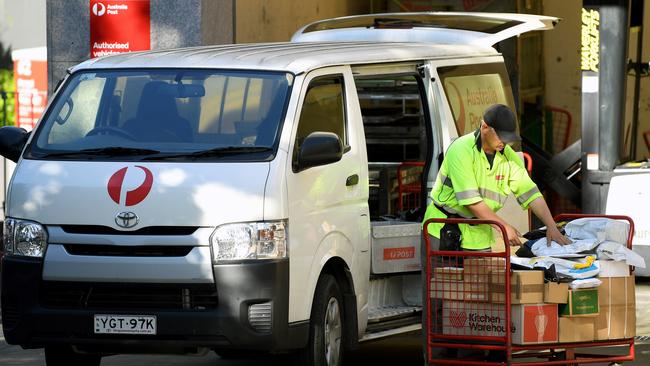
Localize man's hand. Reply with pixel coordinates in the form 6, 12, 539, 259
546, 226, 572, 247
504, 224, 522, 246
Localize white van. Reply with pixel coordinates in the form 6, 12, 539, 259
0, 12, 556, 366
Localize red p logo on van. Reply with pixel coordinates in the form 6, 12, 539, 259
107, 166, 153, 206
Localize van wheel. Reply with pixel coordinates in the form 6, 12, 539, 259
45, 345, 101, 366
296, 273, 345, 366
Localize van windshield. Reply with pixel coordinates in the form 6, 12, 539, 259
28, 69, 293, 161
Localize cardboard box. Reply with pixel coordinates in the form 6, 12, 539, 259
559, 288, 599, 317
442, 301, 558, 344
489, 270, 544, 304
430, 279, 464, 300
463, 257, 506, 276
596, 260, 630, 277
511, 303, 559, 344
544, 282, 569, 304
595, 276, 636, 340
559, 317, 595, 343
434, 267, 463, 281
463, 257, 505, 302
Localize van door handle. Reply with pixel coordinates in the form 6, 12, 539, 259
346, 174, 359, 186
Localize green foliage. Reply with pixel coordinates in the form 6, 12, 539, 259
0, 69, 15, 126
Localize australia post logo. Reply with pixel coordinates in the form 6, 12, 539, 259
92, 2, 106, 16
107, 166, 153, 206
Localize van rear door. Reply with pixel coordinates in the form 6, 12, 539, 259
292, 12, 558, 46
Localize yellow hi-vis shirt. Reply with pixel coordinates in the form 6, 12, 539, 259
423, 130, 542, 250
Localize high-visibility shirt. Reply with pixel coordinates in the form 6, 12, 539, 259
422, 130, 542, 250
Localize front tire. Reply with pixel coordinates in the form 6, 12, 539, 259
296, 273, 345, 366
45, 345, 101, 366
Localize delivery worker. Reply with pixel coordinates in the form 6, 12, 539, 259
420, 104, 570, 363
423, 103, 571, 250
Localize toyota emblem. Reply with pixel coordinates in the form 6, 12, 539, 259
115, 211, 139, 228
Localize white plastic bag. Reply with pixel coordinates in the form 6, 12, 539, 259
569, 277, 602, 289
597, 241, 646, 268
563, 217, 629, 243
530, 237, 599, 257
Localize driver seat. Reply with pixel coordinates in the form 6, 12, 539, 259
123, 81, 193, 142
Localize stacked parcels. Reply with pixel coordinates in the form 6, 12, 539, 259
435, 258, 560, 345
430, 267, 464, 300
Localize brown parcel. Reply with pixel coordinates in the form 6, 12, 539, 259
595, 276, 636, 340
434, 267, 463, 281
559, 317, 595, 343
463, 257, 505, 302
430, 278, 464, 300
489, 270, 544, 304
544, 282, 569, 304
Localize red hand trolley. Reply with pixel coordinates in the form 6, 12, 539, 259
423, 214, 635, 365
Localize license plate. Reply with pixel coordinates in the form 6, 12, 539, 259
94, 314, 157, 335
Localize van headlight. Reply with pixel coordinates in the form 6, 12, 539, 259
4, 218, 48, 258
210, 220, 287, 261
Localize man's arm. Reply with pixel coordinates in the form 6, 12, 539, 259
466, 201, 522, 245
528, 197, 572, 246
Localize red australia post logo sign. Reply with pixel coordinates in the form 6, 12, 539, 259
383, 246, 416, 260
107, 166, 153, 206
90, 0, 150, 58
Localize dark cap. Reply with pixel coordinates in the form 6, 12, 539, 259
483, 104, 521, 143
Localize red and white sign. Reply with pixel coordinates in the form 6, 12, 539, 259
11, 47, 47, 131
90, 0, 150, 58
107, 166, 154, 206
383, 246, 416, 260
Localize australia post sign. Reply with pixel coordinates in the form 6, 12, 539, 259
12, 47, 47, 131
90, 0, 150, 58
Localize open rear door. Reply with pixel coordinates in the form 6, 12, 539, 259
292, 12, 559, 46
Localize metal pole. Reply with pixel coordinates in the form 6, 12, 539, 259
598, 0, 629, 172
629, 1, 644, 159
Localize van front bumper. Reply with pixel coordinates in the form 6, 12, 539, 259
1, 255, 308, 353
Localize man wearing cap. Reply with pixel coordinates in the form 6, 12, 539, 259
423, 103, 570, 251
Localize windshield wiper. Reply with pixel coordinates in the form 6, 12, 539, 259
39, 147, 161, 158
143, 146, 273, 160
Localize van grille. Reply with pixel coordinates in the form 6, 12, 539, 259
40, 282, 218, 310
63, 244, 193, 257
60, 225, 198, 236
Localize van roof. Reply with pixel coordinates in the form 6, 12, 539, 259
71, 41, 497, 75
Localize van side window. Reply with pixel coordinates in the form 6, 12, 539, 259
294, 75, 347, 158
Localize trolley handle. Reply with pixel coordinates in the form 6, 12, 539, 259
553, 213, 635, 249
422, 217, 512, 257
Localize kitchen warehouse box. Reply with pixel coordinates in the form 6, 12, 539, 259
442, 301, 558, 344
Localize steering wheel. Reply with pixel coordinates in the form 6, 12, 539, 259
86, 126, 137, 140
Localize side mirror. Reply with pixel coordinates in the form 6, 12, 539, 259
295, 132, 343, 172
0, 126, 30, 162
